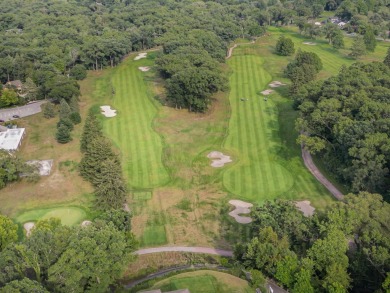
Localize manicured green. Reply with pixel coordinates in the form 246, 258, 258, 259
15, 207, 87, 226
141, 225, 167, 246
223, 45, 332, 204
150, 270, 252, 293
97, 54, 169, 189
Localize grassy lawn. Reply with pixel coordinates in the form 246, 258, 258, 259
15, 206, 87, 226
92, 53, 170, 189
223, 45, 333, 206
147, 270, 251, 293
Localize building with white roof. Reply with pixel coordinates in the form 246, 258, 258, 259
0, 128, 25, 151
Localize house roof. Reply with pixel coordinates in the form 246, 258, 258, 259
0, 128, 25, 151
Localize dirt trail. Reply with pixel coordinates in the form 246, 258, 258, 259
226, 40, 255, 59
302, 147, 344, 200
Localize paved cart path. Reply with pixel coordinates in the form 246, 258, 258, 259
302, 147, 344, 200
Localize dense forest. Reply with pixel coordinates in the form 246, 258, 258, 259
0, 0, 389, 110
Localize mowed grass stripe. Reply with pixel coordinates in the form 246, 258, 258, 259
223, 48, 294, 202
103, 56, 169, 189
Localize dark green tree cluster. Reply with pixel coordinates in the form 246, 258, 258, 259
0, 217, 137, 292
156, 31, 229, 112
285, 50, 323, 94
79, 112, 127, 210
55, 97, 81, 144
235, 192, 390, 292
275, 36, 295, 56
295, 62, 390, 195
0, 150, 39, 189
323, 23, 345, 49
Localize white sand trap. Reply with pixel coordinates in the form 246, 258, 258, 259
81, 220, 92, 227
134, 52, 147, 60
207, 151, 232, 168
295, 200, 315, 217
303, 42, 317, 45
100, 105, 117, 117
269, 81, 286, 88
24, 222, 35, 236
229, 200, 253, 224
261, 89, 274, 95
138, 66, 150, 72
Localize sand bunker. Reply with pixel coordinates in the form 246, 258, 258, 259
229, 200, 253, 224
269, 81, 286, 88
134, 52, 147, 60
295, 200, 315, 217
24, 222, 35, 236
100, 105, 117, 117
207, 151, 232, 168
138, 66, 150, 72
81, 220, 92, 227
303, 42, 316, 45
261, 89, 274, 95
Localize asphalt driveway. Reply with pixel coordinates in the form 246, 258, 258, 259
0, 100, 47, 121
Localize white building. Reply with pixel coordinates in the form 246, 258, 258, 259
0, 128, 26, 151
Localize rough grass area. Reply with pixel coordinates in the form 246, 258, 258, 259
0, 80, 94, 219
149, 270, 251, 293
15, 206, 87, 226
92, 53, 170, 189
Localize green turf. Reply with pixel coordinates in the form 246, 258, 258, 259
141, 225, 167, 246
15, 207, 86, 226
223, 45, 333, 205
150, 271, 252, 293
133, 191, 153, 201
99, 55, 170, 189
268, 26, 390, 77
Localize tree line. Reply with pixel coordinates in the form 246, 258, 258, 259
79, 111, 127, 210
234, 192, 390, 293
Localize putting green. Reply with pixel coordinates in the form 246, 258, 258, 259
223, 49, 294, 202
16, 207, 86, 226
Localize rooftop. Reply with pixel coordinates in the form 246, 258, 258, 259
0, 128, 25, 151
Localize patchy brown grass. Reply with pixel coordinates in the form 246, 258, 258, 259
0, 72, 107, 218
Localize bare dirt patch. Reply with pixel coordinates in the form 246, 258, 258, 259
268, 81, 286, 88
138, 66, 150, 72
207, 151, 232, 168
295, 200, 315, 216
261, 89, 274, 95
24, 222, 35, 236
303, 42, 317, 45
134, 52, 147, 61
100, 105, 117, 117
228, 200, 253, 224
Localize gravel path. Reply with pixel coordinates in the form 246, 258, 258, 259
135, 246, 233, 257
0, 100, 47, 121
302, 147, 344, 200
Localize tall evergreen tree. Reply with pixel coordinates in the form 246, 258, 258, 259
364, 27, 377, 52
94, 159, 127, 210
80, 113, 103, 153
55, 124, 72, 144
59, 99, 71, 120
